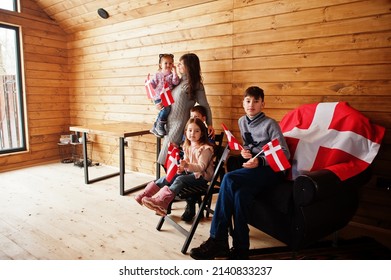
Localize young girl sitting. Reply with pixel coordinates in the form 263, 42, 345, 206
180, 105, 215, 222
135, 117, 215, 216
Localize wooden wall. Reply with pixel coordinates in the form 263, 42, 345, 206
0, 0, 69, 170
66, 0, 233, 175
230, 0, 391, 228
1, 0, 390, 228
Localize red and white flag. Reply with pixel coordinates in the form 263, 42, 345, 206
145, 74, 155, 99
165, 143, 180, 183
160, 81, 174, 107
164, 143, 177, 169
222, 123, 243, 150
262, 139, 291, 172
280, 102, 385, 181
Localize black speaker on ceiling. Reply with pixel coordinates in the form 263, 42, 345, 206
97, 8, 109, 19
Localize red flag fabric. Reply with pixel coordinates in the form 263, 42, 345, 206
280, 102, 385, 181
164, 143, 176, 169
145, 74, 155, 99
165, 143, 180, 183
222, 123, 243, 150
160, 81, 174, 107
262, 139, 291, 172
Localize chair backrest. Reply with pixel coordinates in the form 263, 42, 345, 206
212, 132, 224, 158
211, 132, 225, 183
197, 131, 225, 188
208, 145, 230, 188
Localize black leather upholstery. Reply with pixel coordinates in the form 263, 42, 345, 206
248, 167, 371, 251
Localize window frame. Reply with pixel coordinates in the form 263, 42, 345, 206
0, 23, 27, 155
0, 0, 18, 12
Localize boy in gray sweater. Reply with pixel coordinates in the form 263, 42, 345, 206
190, 86, 290, 259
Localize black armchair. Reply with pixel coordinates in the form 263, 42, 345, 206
248, 167, 372, 252
247, 101, 384, 254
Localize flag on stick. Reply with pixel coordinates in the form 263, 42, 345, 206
222, 123, 243, 150
145, 74, 155, 99
259, 139, 291, 172
164, 143, 176, 169
165, 143, 180, 183
160, 81, 174, 107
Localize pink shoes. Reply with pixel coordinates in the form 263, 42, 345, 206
134, 181, 160, 205
142, 186, 176, 216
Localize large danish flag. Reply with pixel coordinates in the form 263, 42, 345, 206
280, 102, 385, 181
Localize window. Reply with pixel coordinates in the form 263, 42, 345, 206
0, 23, 26, 154
0, 0, 18, 12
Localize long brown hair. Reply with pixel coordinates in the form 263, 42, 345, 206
183, 117, 212, 149
180, 53, 203, 100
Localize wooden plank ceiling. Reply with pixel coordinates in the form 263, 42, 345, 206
33, 0, 203, 34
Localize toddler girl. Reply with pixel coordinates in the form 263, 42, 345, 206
149, 53, 179, 137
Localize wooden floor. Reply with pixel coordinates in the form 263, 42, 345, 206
0, 163, 390, 260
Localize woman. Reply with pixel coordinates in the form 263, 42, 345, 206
157, 53, 215, 165
137, 53, 215, 219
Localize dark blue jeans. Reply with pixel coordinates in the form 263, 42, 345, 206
155, 173, 208, 195
210, 165, 284, 250
154, 98, 171, 122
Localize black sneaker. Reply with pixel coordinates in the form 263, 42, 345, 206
181, 199, 196, 222
181, 196, 204, 222
229, 247, 249, 260
190, 237, 230, 260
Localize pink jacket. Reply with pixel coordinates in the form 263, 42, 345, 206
150, 71, 179, 100
183, 144, 214, 181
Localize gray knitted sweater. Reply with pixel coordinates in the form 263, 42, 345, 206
238, 112, 290, 166
157, 75, 213, 165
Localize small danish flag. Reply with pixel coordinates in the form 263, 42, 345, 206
222, 123, 243, 151
160, 81, 174, 107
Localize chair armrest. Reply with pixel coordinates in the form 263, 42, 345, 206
293, 167, 372, 207
293, 169, 343, 207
